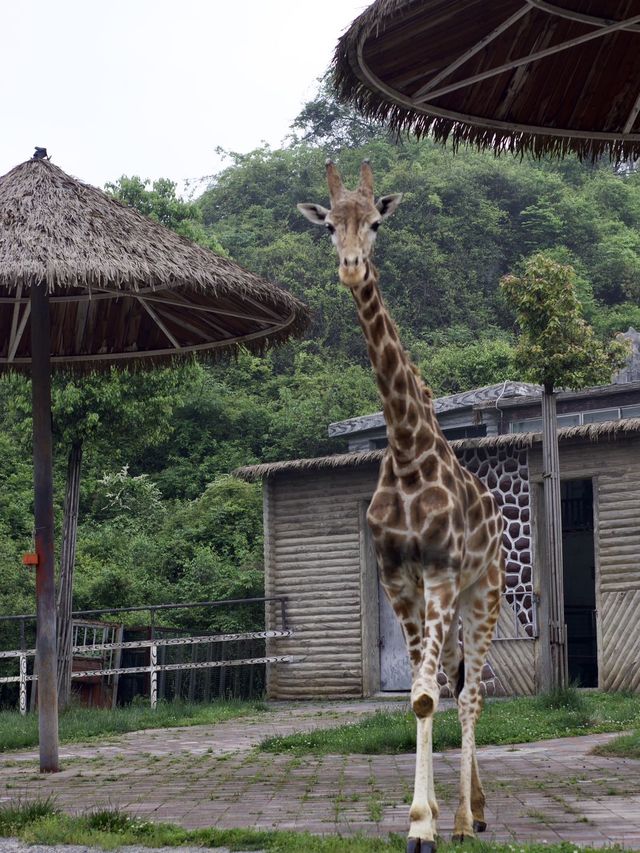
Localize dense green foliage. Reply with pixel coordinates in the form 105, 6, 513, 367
1, 85, 640, 654
260, 691, 640, 755
501, 253, 628, 392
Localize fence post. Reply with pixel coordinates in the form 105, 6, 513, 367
19, 654, 27, 716
150, 643, 158, 709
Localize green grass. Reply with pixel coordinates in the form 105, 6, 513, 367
0, 800, 631, 853
0, 698, 266, 753
260, 690, 640, 756
593, 729, 640, 759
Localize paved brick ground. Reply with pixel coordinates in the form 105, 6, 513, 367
2, 700, 640, 848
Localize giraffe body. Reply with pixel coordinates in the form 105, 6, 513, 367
298, 161, 504, 851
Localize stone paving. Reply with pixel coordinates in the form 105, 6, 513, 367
2, 699, 640, 848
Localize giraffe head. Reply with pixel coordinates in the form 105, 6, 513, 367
297, 160, 402, 287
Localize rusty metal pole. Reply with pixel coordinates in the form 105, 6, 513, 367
31, 281, 60, 773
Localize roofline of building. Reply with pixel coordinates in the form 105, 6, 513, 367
235, 417, 640, 481
328, 380, 540, 438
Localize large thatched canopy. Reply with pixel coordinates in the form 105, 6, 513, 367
334, 0, 640, 161
0, 158, 309, 369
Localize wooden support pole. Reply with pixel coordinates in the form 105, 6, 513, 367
541, 388, 568, 690
31, 282, 60, 772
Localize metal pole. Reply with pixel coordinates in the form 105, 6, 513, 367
31, 282, 59, 772
541, 387, 567, 690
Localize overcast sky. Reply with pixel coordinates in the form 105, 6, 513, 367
2, 0, 368, 192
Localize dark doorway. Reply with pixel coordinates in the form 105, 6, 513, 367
561, 479, 597, 687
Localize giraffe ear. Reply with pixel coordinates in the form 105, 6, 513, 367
376, 193, 403, 220
297, 203, 330, 225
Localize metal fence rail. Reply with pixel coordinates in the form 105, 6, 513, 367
0, 628, 294, 714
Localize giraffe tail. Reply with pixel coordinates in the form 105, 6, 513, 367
454, 659, 465, 699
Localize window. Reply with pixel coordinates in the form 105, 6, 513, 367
510, 417, 542, 434
582, 408, 620, 424
621, 404, 640, 419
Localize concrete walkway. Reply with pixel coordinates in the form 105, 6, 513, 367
2, 699, 640, 848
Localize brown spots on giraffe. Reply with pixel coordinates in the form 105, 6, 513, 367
384, 315, 397, 337
420, 454, 439, 480
425, 600, 439, 623
442, 468, 455, 491
368, 491, 404, 529
379, 461, 397, 488
410, 648, 422, 666
370, 312, 385, 343
426, 512, 450, 545
415, 428, 435, 456
434, 437, 448, 457
452, 505, 464, 530
468, 526, 489, 551
393, 371, 407, 396
380, 531, 407, 566
410, 488, 447, 529
468, 500, 483, 528
481, 494, 496, 516
401, 468, 422, 493
436, 585, 455, 610
390, 396, 407, 421
405, 621, 420, 637
380, 344, 399, 375
395, 425, 413, 447
406, 402, 419, 428
360, 282, 374, 303
487, 561, 501, 587
361, 301, 377, 323
487, 586, 501, 613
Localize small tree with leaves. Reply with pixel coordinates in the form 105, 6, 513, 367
501, 252, 628, 688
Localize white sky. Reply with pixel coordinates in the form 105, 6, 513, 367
1, 0, 368, 193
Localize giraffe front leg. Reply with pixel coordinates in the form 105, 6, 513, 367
408, 578, 458, 852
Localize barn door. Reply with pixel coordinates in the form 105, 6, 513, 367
378, 580, 411, 691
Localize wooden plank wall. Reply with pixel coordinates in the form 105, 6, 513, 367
488, 597, 535, 695
266, 465, 378, 699
529, 437, 640, 692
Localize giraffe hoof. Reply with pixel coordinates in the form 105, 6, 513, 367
473, 819, 487, 833
407, 838, 436, 853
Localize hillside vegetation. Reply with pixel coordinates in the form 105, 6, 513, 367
1, 85, 640, 662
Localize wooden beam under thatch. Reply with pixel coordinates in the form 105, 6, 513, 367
333, 0, 640, 161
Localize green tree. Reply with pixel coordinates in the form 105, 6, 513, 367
501, 253, 627, 690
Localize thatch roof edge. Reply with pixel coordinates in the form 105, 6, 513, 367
235, 418, 640, 481
331, 1, 640, 163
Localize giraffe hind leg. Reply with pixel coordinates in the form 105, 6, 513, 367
452, 567, 500, 841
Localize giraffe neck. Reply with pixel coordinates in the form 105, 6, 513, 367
351, 263, 440, 464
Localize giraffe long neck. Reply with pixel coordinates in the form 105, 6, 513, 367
351, 263, 441, 464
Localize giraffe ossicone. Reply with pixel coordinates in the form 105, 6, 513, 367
299, 161, 505, 852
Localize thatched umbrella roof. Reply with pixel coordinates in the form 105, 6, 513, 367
0, 157, 309, 369
333, 0, 640, 161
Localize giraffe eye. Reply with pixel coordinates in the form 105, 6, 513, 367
371, 221, 380, 232
326, 222, 335, 234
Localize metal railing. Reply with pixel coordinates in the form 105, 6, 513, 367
0, 628, 294, 714
0, 596, 291, 712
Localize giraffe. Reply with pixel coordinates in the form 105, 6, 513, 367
298, 160, 504, 853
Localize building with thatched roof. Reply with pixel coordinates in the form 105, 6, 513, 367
236, 332, 640, 699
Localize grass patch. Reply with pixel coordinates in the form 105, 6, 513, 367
0, 698, 266, 753
0, 800, 629, 853
593, 729, 640, 759
260, 691, 640, 756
